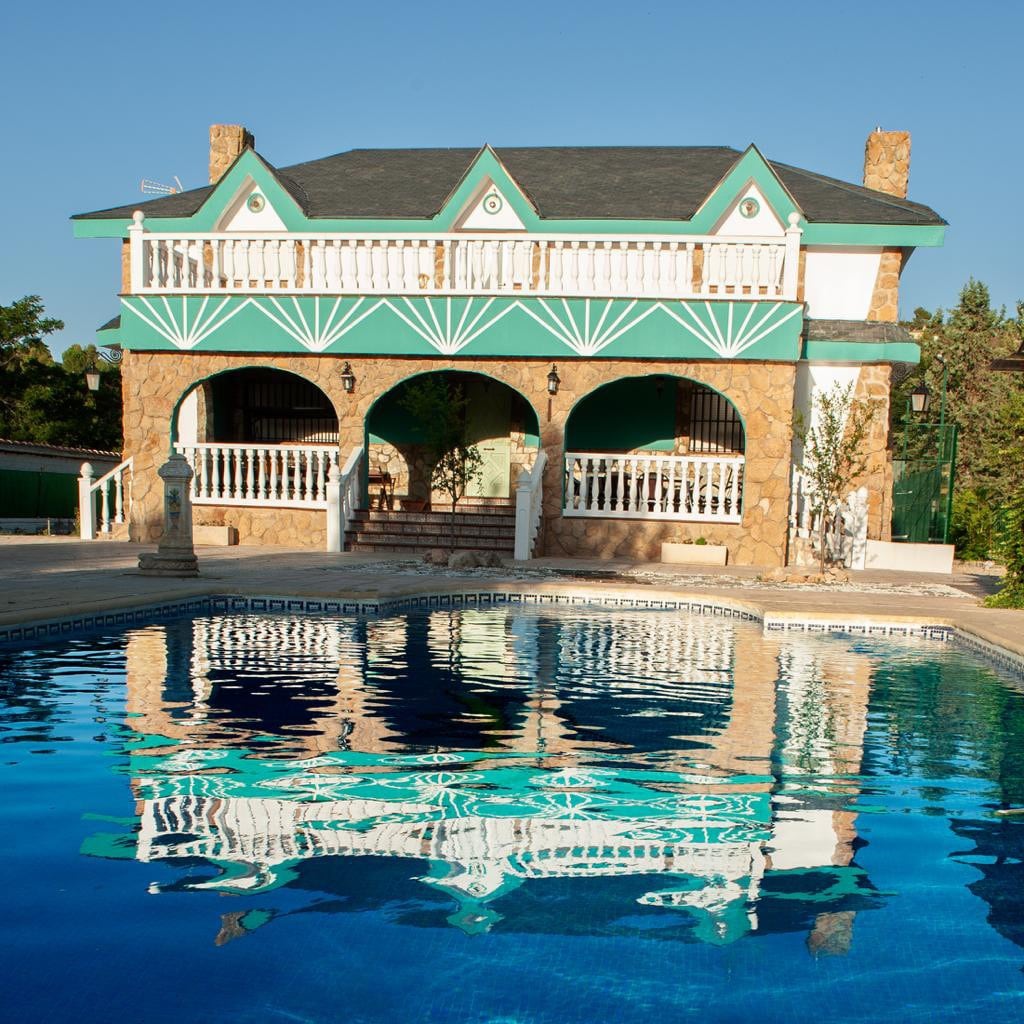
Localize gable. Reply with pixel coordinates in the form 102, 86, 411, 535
452, 179, 527, 231
215, 175, 288, 231
712, 181, 785, 236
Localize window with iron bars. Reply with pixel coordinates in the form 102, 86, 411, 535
688, 385, 744, 454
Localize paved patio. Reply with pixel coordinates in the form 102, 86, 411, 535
1, 536, 1021, 660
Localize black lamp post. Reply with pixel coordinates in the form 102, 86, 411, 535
340, 362, 355, 394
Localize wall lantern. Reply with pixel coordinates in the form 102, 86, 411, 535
909, 382, 930, 415
340, 362, 356, 394
992, 338, 1024, 373
546, 364, 560, 396
85, 371, 101, 392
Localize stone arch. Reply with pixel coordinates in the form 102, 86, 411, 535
564, 373, 746, 457
169, 364, 340, 449
363, 368, 542, 508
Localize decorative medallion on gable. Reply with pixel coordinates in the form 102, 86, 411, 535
216, 176, 287, 231
712, 182, 784, 237
452, 179, 526, 231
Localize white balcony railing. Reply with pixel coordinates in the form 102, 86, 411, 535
564, 452, 744, 523
127, 212, 801, 301
174, 443, 339, 508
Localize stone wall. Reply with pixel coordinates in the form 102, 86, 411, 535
193, 504, 325, 548
850, 363, 893, 542
866, 248, 904, 322
121, 351, 798, 564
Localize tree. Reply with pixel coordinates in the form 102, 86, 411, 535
896, 281, 1024, 557
398, 375, 483, 551
796, 382, 878, 575
0, 296, 122, 451
0, 295, 62, 368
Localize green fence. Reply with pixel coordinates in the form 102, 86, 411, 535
0, 468, 78, 519
891, 422, 958, 544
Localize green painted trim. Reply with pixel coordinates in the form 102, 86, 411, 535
115, 295, 808, 363
802, 223, 945, 246
801, 340, 921, 363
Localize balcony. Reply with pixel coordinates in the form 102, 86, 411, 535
127, 213, 802, 302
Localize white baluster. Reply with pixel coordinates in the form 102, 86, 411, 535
305, 448, 315, 500
666, 458, 676, 515
269, 449, 279, 500
616, 457, 625, 512
316, 450, 327, 501
233, 447, 244, 500
99, 481, 110, 533
245, 448, 255, 501
210, 446, 221, 499
257, 449, 267, 500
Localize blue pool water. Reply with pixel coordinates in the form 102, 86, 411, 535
1, 608, 1023, 1023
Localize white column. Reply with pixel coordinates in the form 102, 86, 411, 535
128, 211, 145, 291
514, 469, 532, 560
78, 462, 96, 540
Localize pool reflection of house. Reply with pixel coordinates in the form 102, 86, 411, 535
92, 611, 879, 948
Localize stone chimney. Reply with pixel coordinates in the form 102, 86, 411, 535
863, 129, 910, 322
209, 124, 255, 184
863, 128, 910, 198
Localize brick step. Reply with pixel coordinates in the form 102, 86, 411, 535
351, 521, 515, 539
354, 512, 516, 528
347, 533, 514, 553
353, 510, 516, 528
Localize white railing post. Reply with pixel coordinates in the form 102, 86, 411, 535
326, 463, 341, 553
782, 212, 802, 300
79, 462, 96, 540
128, 211, 146, 291
514, 469, 532, 560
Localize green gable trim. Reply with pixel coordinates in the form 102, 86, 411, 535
801, 339, 920, 363
436, 145, 541, 230
690, 145, 800, 230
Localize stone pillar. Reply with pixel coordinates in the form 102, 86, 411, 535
209, 124, 254, 184
864, 130, 910, 323
138, 454, 199, 576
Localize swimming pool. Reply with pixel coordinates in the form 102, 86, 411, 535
1, 607, 1022, 1022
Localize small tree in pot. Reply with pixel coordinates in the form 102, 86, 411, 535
796, 382, 878, 575
399, 376, 483, 551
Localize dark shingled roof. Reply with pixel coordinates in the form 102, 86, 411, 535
73, 145, 945, 226
805, 319, 915, 343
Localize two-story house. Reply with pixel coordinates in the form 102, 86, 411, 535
72, 125, 944, 566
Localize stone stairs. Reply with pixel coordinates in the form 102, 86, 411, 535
346, 504, 515, 555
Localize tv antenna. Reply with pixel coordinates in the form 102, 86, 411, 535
140, 175, 184, 195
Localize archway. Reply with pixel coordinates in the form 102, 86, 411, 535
173, 366, 338, 447
563, 375, 745, 521
172, 366, 340, 509
364, 370, 541, 510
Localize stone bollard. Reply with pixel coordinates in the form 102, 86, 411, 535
138, 454, 199, 576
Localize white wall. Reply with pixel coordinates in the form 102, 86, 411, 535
454, 179, 527, 231
177, 389, 199, 445
793, 363, 861, 458
803, 247, 882, 320
713, 182, 784, 237
216, 177, 287, 231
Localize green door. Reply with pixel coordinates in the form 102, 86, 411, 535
466, 382, 511, 499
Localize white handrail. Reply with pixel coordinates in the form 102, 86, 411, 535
514, 450, 548, 560
127, 211, 802, 301
326, 445, 364, 552
563, 451, 744, 523
79, 458, 133, 539
174, 443, 338, 508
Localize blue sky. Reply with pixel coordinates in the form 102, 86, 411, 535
1, 0, 1020, 354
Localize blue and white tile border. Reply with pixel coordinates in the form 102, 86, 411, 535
1, 588, 1022, 681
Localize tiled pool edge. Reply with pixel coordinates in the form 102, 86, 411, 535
1, 586, 1022, 680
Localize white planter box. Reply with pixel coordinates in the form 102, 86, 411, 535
864, 540, 954, 574
194, 525, 238, 546
661, 542, 728, 566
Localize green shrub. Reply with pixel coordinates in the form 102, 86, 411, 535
985, 484, 1024, 608
950, 488, 996, 560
